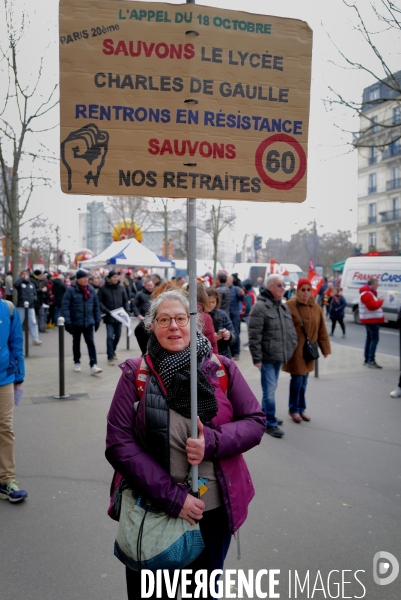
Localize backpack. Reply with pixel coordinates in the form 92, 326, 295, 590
135, 353, 229, 398
240, 289, 257, 319
2, 299, 14, 319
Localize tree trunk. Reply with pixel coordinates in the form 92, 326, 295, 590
4, 235, 10, 273
11, 219, 20, 280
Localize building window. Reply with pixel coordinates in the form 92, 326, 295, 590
369, 232, 377, 249
389, 136, 401, 157
369, 146, 377, 164
387, 167, 401, 191
391, 228, 400, 251
393, 106, 401, 125
371, 116, 378, 133
368, 172, 377, 194
368, 203, 376, 224
368, 86, 380, 101
392, 198, 399, 220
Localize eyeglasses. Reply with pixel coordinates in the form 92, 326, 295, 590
155, 314, 189, 328
301, 288, 311, 292
275, 284, 285, 288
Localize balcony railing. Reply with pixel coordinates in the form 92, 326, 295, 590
368, 186, 377, 194
368, 215, 377, 224
386, 179, 401, 191
382, 146, 401, 160
380, 209, 401, 223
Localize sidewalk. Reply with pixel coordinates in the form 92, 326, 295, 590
21, 321, 400, 402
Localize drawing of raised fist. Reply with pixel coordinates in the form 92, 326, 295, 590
61, 124, 109, 191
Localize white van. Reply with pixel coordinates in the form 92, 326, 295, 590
233, 262, 304, 288
341, 256, 401, 323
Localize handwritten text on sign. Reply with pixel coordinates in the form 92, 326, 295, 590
59, 1, 312, 202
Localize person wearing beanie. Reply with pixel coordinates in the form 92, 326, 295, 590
283, 279, 331, 424
248, 274, 298, 438
75, 269, 88, 280
97, 270, 130, 365
61, 270, 102, 375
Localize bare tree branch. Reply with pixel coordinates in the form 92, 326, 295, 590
0, 0, 58, 277
326, 0, 401, 151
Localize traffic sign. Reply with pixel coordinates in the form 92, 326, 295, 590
255, 134, 307, 191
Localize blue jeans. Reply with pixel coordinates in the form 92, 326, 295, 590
364, 324, 380, 363
289, 373, 309, 414
17, 307, 39, 342
106, 321, 122, 359
261, 362, 282, 426
230, 313, 241, 356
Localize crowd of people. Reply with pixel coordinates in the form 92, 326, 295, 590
0, 264, 399, 599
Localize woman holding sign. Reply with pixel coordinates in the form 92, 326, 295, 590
106, 289, 265, 599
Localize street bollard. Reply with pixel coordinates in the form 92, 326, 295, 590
24, 301, 29, 358
54, 316, 70, 399
126, 323, 130, 350
314, 357, 319, 378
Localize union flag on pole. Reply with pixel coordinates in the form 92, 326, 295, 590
270, 260, 290, 276
307, 269, 324, 297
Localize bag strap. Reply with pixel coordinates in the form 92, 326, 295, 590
295, 301, 310, 342
3, 300, 14, 319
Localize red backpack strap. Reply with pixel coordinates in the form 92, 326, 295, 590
135, 354, 168, 398
136, 357, 150, 399
210, 353, 229, 395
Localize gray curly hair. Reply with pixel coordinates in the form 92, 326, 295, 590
143, 289, 201, 333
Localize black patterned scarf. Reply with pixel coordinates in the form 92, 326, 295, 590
147, 331, 218, 423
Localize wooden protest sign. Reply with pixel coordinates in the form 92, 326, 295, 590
59, 1, 312, 202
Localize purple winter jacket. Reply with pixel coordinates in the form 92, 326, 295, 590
106, 353, 265, 533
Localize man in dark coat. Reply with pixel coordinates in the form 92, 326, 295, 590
227, 275, 244, 361
52, 275, 67, 324
249, 274, 298, 438
132, 278, 154, 354
14, 270, 42, 345
30, 270, 47, 333
61, 269, 102, 375
216, 273, 230, 316
97, 270, 129, 365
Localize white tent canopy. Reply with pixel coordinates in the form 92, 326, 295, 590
79, 238, 170, 268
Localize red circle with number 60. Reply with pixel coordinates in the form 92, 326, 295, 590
255, 133, 307, 191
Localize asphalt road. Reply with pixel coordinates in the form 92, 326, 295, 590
326, 314, 399, 358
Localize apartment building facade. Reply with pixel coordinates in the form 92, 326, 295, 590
356, 71, 401, 254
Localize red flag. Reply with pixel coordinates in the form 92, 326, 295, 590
307, 269, 323, 297
270, 259, 290, 276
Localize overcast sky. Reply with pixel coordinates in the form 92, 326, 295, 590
2, 0, 398, 256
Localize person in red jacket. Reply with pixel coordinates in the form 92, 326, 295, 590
196, 281, 218, 355
359, 277, 385, 369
